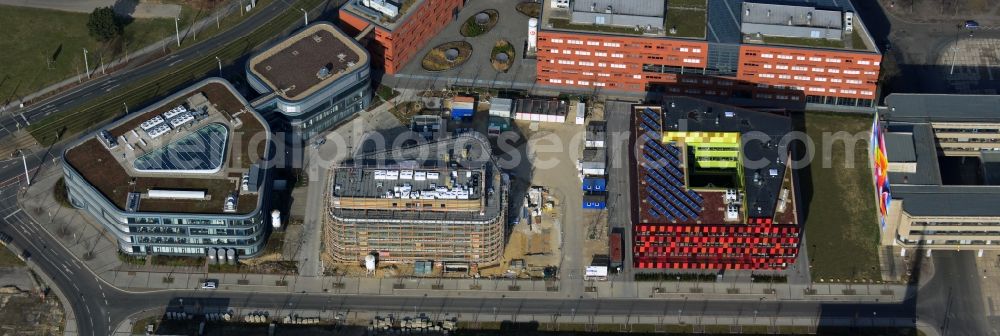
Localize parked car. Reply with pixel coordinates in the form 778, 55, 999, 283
201, 280, 217, 289
965, 20, 980, 29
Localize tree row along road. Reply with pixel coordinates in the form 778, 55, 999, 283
7, 0, 330, 148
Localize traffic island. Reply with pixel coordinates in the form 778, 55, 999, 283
421, 41, 473, 71
460, 9, 499, 37
491, 39, 515, 73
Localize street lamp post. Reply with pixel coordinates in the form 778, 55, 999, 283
20, 150, 30, 186
82, 48, 90, 78
123, 102, 128, 115
300, 8, 309, 26
215, 56, 222, 76
174, 18, 181, 47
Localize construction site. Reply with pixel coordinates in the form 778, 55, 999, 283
322, 133, 509, 276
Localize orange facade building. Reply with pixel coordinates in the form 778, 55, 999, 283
339, 0, 464, 74
535, 0, 882, 108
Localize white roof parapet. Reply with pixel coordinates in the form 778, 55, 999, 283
147, 189, 207, 199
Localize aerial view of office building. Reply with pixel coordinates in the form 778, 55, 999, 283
327, 134, 508, 264
339, 0, 465, 74
632, 97, 800, 269
535, 0, 881, 108
877, 94, 1000, 255
61, 78, 273, 257
247, 22, 371, 139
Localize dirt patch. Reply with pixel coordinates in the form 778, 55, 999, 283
0, 282, 64, 334
516, 1, 541, 18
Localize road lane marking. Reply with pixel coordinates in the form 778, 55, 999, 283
4, 208, 22, 220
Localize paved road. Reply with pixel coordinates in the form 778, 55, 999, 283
0, 162, 925, 335
0, 0, 292, 142
917, 251, 992, 336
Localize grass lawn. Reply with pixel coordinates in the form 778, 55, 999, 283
762, 35, 845, 49
668, 0, 707, 9
549, 18, 643, 35
117, 251, 147, 266
263, 231, 285, 256
27, 0, 318, 146
0, 246, 26, 267
0, 5, 187, 101
131, 316, 158, 334
375, 84, 399, 102
851, 29, 869, 50
664, 8, 706, 38
798, 112, 881, 281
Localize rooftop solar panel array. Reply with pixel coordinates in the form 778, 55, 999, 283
639, 108, 704, 223
134, 123, 229, 172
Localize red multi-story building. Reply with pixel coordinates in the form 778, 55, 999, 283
630, 99, 801, 270
339, 0, 464, 74
535, 0, 882, 108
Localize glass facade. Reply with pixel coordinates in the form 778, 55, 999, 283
62, 157, 270, 258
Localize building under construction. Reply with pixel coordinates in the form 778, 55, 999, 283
327, 134, 508, 265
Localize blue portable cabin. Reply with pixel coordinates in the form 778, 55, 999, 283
582, 177, 607, 192
583, 193, 607, 209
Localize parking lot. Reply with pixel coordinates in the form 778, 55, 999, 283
936, 38, 1000, 94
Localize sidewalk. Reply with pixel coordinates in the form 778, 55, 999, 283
976, 251, 1000, 331
21, 160, 914, 303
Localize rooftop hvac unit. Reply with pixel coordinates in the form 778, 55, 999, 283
224, 195, 237, 212
271, 210, 281, 229
317, 67, 331, 79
